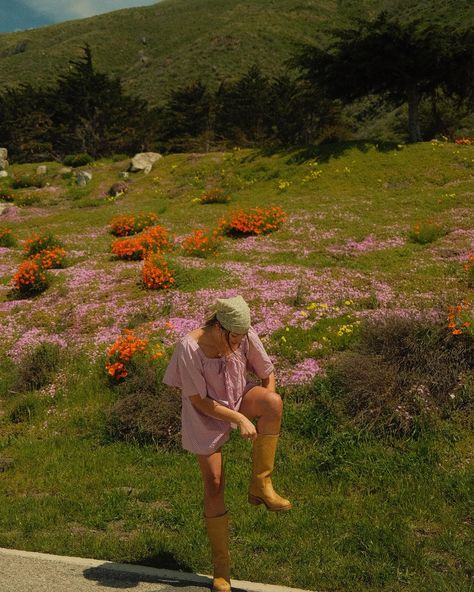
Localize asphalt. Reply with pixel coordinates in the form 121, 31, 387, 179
0, 548, 314, 592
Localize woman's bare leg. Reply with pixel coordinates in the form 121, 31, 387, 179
238, 386, 283, 434
197, 448, 226, 518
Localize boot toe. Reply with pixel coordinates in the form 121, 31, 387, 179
212, 576, 231, 591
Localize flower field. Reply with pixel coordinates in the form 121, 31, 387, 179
0, 140, 472, 591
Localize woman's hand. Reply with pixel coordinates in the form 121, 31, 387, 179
237, 415, 257, 440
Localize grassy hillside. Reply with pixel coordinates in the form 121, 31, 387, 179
0, 0, 472, 106
0, 140, 473, 590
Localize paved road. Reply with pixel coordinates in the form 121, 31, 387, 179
0, 548, 313, 592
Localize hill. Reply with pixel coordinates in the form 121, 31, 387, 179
0, 0, 472, 106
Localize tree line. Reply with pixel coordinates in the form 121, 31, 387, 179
0, 10, 472, 162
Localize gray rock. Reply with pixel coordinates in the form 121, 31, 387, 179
0, 171, 8, 178
76, 171, 92, 186
119, 171, 129, 180
108, 181, 129, 197
36, 165, 47, 175
0, 159, 8, 171
59, 167, 73, 175
0, 148, 7, 161
129, 152, 162, 174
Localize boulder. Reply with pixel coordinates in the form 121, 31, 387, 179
129, 152, 162, 174
36, 165, 48, 175
0, 148, 7, 161
76, 171, 92, 186
0, 171, 8, 178
108, 181, 129, 197
0, 160, 8, 171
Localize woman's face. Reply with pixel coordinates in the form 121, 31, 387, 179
228, 331, 247, 348
216, 324, 247, 349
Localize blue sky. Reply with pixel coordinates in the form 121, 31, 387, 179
0, 1, 161, 33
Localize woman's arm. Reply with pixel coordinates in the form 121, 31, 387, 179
261, 371, 276, 391
189, 395, 257, 440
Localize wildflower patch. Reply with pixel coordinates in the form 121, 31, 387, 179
217, 206, 287, 237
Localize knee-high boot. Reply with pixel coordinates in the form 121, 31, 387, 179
204, 511, 231, 592
248, 433, 292, 511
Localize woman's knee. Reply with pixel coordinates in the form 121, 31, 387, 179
265, 391, 283, 416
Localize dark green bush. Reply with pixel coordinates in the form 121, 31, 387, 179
0, 190, 14, 202
0, 226, 16, 247
105, 354, 181, 449
63, 153, 93, 167
327, 314, 473, 437
10, 174, 46, 189
23, 233, 63, 257
15, 342, 63, 391
9, 393, 44, 423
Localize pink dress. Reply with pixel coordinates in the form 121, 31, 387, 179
163, 326, 274, 455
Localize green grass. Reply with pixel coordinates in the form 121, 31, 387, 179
0, 140, 473, 590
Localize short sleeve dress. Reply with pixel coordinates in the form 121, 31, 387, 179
163, 325, 274, 455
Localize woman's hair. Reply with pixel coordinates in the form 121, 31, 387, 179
204, 314, 237, 355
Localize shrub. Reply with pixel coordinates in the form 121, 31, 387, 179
32, 247, 67, 270
464, 254, 474, 288
408, 220, 447, 244
12, 259, 48, 295
181, 228, 223, 258
9, 394, 44, 423
110, 212, 159, 237
142, 253, 175, 289
0, 226, 16, 248
10, 174, 46, 189
23, 233, 63, 257
62, 153, 93, 167
448, 300, 473, 337
111, 236, 146, 261
0, 190, 14, 202
217, 206, 287, 237
105, 387, 181, 450
105, 329, 164, 383
328, 314, 473, 436
14, 342, 63, 392
139, 225, 171, 253
199, 187, 231, 204
111, 225, 171, 261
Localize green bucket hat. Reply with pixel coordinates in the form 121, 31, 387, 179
209, 295, 251, 334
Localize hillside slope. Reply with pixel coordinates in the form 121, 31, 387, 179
1, 0, 472, 106
0, 0, 336, 105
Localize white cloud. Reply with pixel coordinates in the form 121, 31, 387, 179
23, 0, 160, 21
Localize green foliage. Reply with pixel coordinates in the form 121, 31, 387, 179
294, 9, 474, 142
24, 233, 63, 257
10, 174, 46, 189
14, 342, 63, 392
408, 221, 448, 244
0, 226, 16, 247
0, 189, 14, 202
8, 394, 44, 423
62, 153, 93, 167
327, 314, 474, 437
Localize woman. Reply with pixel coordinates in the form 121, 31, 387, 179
163, 294, 291, 592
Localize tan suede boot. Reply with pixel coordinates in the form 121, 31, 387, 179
248, 433, 292, 511
204, 511, 231, 592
